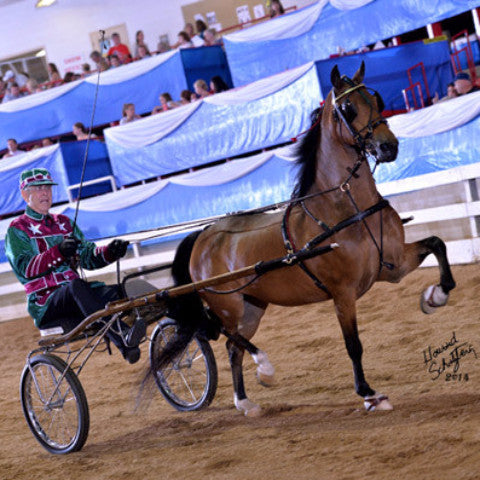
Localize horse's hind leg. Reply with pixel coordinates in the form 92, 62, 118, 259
334, 293, 393, 411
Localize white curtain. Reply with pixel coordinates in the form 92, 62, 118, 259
389, 90, 480, 138
103, 101, 202, 149
104, 62, 316, 149
225, 0, 374, 43
205, 62, 315, 105
0, 144, 59, 172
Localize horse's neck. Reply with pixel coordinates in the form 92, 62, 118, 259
312, 139, 380, 221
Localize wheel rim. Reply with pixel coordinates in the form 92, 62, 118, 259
155, 325, 211, 407
24, 363, 81, 450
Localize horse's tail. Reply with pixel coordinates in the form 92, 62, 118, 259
154, 230, 212, 372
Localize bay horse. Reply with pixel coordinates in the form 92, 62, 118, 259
163, 62, 456, 416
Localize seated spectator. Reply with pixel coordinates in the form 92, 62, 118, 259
194, 19, 208, 44
432, 82, 458, 104
193, 79, 211, 99
179, 89, 193, 105
81, 63, 92, 77
136, 45, 151, 60
2, 82, 25, 103
107, 32, 132, 64
25, 78, 41, 94
90, 50, 110, 72
134, 30, 150, 58
203, 28, 222, 47
2, 138, 22, 158
119, 103, 141, 125
269, 0, 285, 18
47, 63, 62, 83
3, 69, 28, 88
63, 71, 75, 83
454, 72, 480, 95
72, 122, 90, 140
42, 138, 54, 147
109, 54, 121, 68
177, 31, 194, 49
210, 75, 229, 94
152, 92, 178, 114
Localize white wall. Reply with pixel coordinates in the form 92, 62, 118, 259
0, 0, 199, 75
0, 0, 314, 75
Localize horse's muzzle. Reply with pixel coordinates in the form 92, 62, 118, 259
369, 139, 398, 163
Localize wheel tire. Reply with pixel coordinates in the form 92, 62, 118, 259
149, 318, 218, 411
20, 354, 89, 454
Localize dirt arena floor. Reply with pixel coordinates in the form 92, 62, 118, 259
1, 264, 479, 480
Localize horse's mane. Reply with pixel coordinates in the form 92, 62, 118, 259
292, 106, 323, 199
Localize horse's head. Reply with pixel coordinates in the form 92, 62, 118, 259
329, 61, 398, 163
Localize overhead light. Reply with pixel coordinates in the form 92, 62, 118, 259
35, 49, 47, 57
36, 0, 57, 7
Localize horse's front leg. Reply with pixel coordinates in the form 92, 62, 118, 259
334, 294, 393, 411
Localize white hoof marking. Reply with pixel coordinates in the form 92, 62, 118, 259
252, 350, 275, 386
420, 284, 449, 314
364, 393, 393, 412
234, 396, 262, 417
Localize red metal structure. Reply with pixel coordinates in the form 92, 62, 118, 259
450, 29, 477, 84
402, 62, 430, 110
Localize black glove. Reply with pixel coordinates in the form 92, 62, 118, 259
107, 239, 129, 260
58, 237, 80, 259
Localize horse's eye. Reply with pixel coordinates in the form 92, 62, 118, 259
340, 100, 357, 123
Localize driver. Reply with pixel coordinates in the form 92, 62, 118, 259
5, 168, 145, 363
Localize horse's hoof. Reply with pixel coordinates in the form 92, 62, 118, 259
253, 351, 275, 386
235, 397, 263, 417
364, 393, 393, 412
257, 371, 275, 387
420, 284, 449, 314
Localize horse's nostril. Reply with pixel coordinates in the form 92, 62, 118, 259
380, 143, 392, 153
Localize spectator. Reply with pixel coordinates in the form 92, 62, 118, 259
177, 31, 194, 49
0, 79, 6, 97
47, 63, 61, 83
179, 89, 193, 105
63, 71, 75, 83
203, 28, 222, 47
269, 0, 285, 18
152, 92, 178, 114
109, 54, 121, 68
210, 75, 229, 94
193, 79, 211, 99
81, 63, 92, 77
136, 45, 151, 60
25, 78, 41, 94
2, 82, 25, 103
2, 138, 22, 158
107, 32, 132, 64
454, 71, 480, 95
134, 30, 150, 58
195, 19, 208, 41
72, 122, 90, 140
432, 82, 458, 104
42, 138, 54, 147
119, 103, 141, 125
3, 69, 28, 88
90, 51, 110, 72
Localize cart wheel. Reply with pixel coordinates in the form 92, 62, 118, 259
149, 318, 218, 411
20, 354, 89, 454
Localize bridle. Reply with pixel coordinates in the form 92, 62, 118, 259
331, 76, 387, 153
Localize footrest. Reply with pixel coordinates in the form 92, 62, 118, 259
39, 326, 64, 337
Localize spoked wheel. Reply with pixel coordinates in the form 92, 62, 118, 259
20, 354, 89, 454
149, 318, 218, 411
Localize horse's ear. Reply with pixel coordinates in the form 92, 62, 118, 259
330, 65, 342, 90
352, 61, 365, 84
